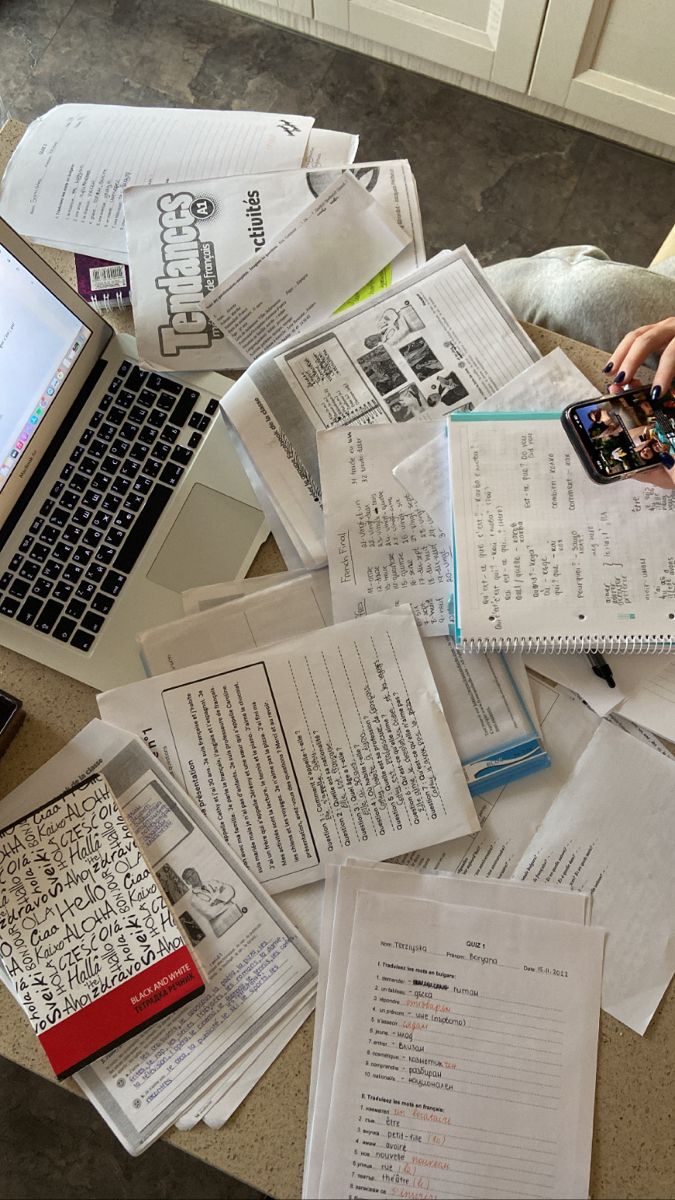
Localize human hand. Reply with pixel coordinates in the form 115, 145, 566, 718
603, 317, 675, 488
604, 316, 675, 399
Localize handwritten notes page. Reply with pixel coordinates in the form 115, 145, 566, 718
304, 860, 589, 1199
0, 105, 315, 258
318, 423, 453, 634
0, 720, 317, 1152
512, 718, 675, 1034
99, 608, 479, 893
313, 881, 603, 1200
202, 174, 410, 364
449, 413, 675, 648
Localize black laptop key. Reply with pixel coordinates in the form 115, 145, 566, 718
0, 596, 19, 617
94, 545, 115, 565
50, 506, 69, 529
43, 560, 62, 581
89, 438, 107, 459
126, 366, 148, 392
99, 422, 116, 442
121, 421, 139, 442
34, 600, 64, 634
114, 483, 172, 574
120, 460, 139, 480
82, 610, 105, 633
159, 422, 180, 444
102, 571, 126, 598
113, 474, 132, 493
154, 375, 181, 395
92, 472, 112, 492
102, 455, 122, 475
119, 360, 131, 376
130, 443, 148, 463
140, 388, 158, 405
32, 578, 53, 599
92, 511, 112, 531
52, 582, 73, 602
50, 480, 64, 499
170, 390, 199, 427
108, 405, 126, 426
63, 524, 82, 544
9, 579, 28, 599
129, 405, 148, 425
137, 425, 158, 447
83, 489, 103, 509
71, 472, 89, 493
143, 458, 162, 479
132, 474, 154, 496
52, 616, 76, 642
85, 564, 106, 585
17, 595, 42, 625
80, 456, 98, 477
61, 490, 78, 511
105, 528, 125, 549
62, 563, 83, 584
41, 524, 62, 546
171, 446, 193, 467
160, 462, 184, 488
18, 561, 39, 581
101, 494, 121, 514
29, 542, 50, 562
114, 510, 135, 531
9, 553, 22, 572
29, 517, 44, 536
111, 438, 130, 459
91, 593, 114, 615
152, 441, 170, 461
74, 507, 92, 526
205, 398, 218, 416
61, 463, 74, 481
117, 389, 135, 409
82, 529, 102, 549
108, 375, 122, 394
80, 428, 93, 446
156, 391, 175, 412
19, 535, 33, 554
52, 543, 72, 564
66, 598, 86, 619
71, 629, 95, 652
123, 492, 144, 513
76, 580, 96, 602
73, 542, 94, 563
39, 498, 55, 518
188, 432, 202, 450
90, 410, 103, 429
70, 445, 84, 464
0, 571, 11, 591
148, 409, 166, 429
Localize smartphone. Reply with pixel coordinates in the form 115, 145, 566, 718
561, 385, 675, 483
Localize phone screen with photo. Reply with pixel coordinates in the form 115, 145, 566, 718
569, 386, 675, 477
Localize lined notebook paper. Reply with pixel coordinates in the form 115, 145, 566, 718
449, 412, 675, 651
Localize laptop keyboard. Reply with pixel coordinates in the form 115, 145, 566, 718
0, 361, 219, 653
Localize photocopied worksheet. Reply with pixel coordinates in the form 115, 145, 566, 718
317, 422, 453, 635
315, 888, 604, 1200
98, 608, 479, 893
0, 105, 317, 258
221, 247, 540, 567
202, 174, 411, 364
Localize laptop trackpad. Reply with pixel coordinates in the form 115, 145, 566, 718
147, 483, 265, 594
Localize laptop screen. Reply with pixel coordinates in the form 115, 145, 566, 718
0, 245, 92, 494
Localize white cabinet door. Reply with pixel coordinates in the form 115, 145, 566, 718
530, 0, 675, 146
313, 0, 548, 90
257, 0, 313, 17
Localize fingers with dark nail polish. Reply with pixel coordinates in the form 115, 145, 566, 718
602, 362, 614, 373
614, 371, 626, 384
651, 385, 662, 401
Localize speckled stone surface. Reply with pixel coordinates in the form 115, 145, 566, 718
1, 107, 674, 1200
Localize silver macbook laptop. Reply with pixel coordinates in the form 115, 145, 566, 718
0, 217, 267, 690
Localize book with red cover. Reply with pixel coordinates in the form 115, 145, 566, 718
0, 772, 205, 1079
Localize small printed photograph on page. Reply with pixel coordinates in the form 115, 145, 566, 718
398, 337, 443, 380
356, 346, 406, 396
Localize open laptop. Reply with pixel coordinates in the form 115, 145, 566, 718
0, 217, 268, 690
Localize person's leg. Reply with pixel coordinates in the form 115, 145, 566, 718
485, 245, 675, 355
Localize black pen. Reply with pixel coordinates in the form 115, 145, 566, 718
587, 651, 616, 688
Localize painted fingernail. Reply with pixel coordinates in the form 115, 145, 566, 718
651, 385, 662, 401
602, 361, 614, 373
614, 371, 626, 383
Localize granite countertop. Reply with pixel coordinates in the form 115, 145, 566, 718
1, 116, 674, 1200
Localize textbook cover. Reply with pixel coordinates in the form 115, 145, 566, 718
0, 772, 205, 1079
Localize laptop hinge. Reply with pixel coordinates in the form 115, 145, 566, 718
0, 357, 109, 554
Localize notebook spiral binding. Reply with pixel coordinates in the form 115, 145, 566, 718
463, 636, 672, 654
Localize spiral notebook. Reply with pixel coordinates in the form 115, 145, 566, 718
448, 411, 675, 652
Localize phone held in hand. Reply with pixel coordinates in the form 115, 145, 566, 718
0, 688, 24, 757
561, 385, 675, 484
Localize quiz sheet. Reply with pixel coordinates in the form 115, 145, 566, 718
0, 105, 315, 258
98, 608, 479, 893
304, 860, 589, 1199
318, 423, 453, 634
316, 889, 603, 1200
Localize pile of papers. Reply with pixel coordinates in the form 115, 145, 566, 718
2, 100, 675, 1193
